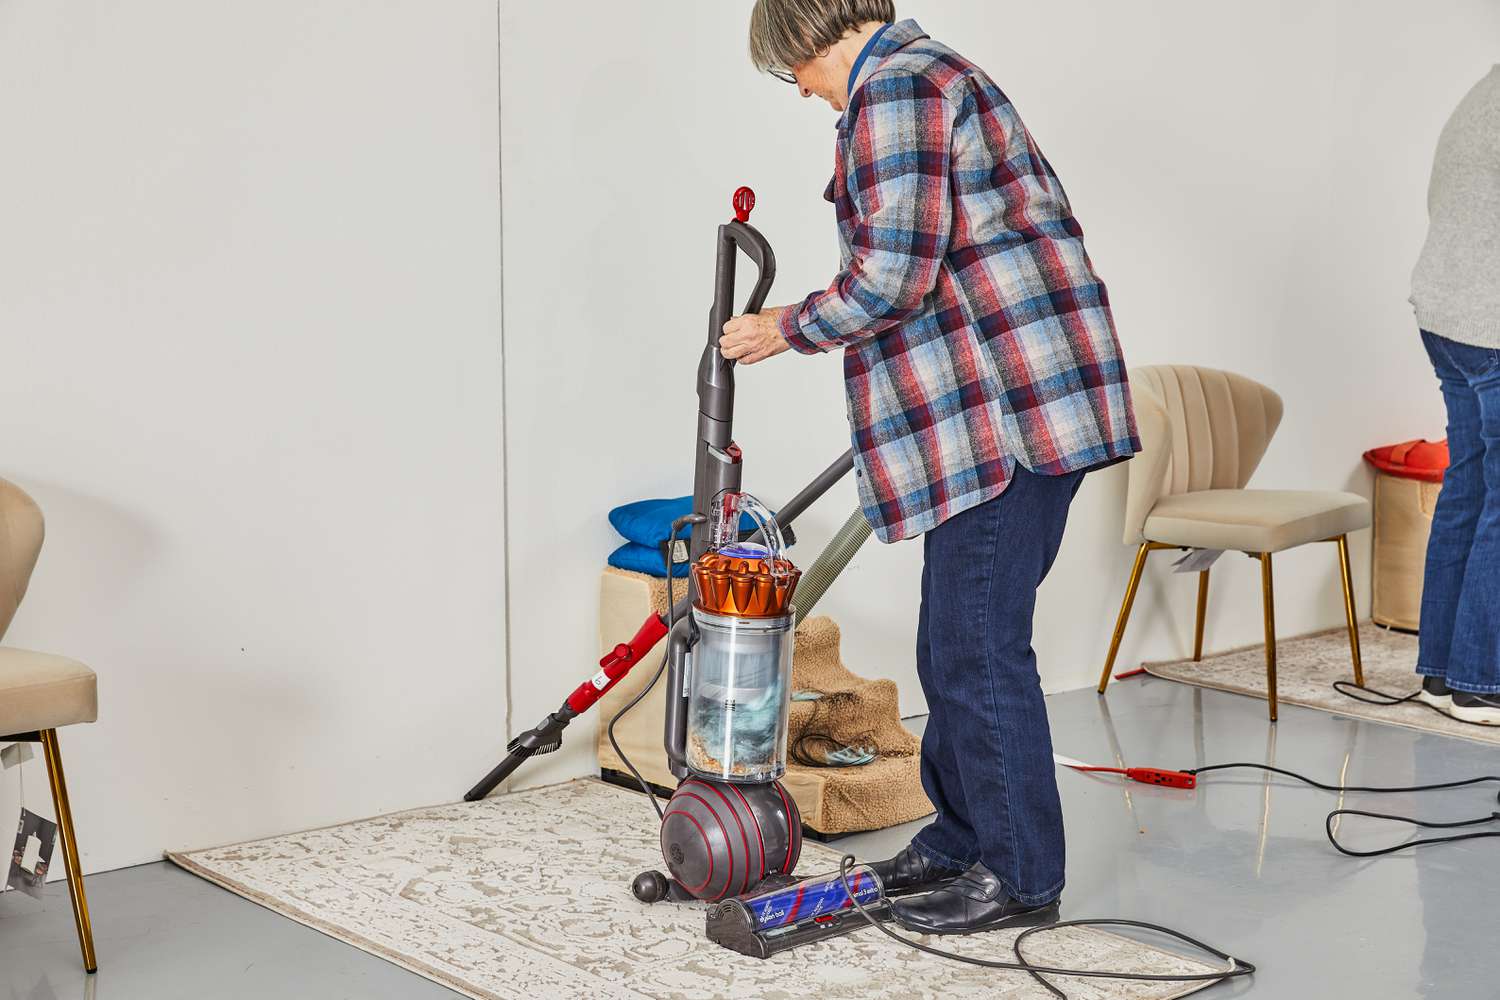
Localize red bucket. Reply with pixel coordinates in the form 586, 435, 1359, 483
1362, 439, 1448, 483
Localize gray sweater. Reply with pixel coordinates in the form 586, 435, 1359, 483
1411, 66, 1500, 348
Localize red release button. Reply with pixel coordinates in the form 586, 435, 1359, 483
732, 186, 755, 222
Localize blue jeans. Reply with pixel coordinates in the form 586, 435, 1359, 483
910, 465, 1083, 905
1417, 330, 1500, 694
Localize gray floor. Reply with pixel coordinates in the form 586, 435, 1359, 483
4, 676, 1496, 999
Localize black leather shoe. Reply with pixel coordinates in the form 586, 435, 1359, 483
890, 862, 1059, 935
869, 844, 965, 895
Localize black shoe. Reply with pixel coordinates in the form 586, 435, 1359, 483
1417, 676, 1452, 710
1451, 690, 1500, 725
889, 862, 1060, 935
868, 845, 965, 895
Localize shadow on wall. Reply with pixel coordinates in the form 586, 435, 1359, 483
0, 476, 328, 837
6, 476, 162, 623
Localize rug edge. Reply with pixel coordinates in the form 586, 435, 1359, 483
1083, 927, 1230, 1000
1139, 623, 1352, 669
168, 775, 638, 860
166, 842, 1224, 1000
1141, 624, 1499, 747
163, 849, 501, 1000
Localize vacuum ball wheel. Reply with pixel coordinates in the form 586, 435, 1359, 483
660, 777, 802, 901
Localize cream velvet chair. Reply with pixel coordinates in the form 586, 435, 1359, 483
0, 478, 97, 972
1096, 366, 1370, 720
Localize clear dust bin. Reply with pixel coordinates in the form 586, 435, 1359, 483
686, 607, 794, 783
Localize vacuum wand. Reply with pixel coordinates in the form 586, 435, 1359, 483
463, 614, 669, 801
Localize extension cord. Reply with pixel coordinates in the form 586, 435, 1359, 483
1054, 752, 1500, 857
1052, 753, 1196, 788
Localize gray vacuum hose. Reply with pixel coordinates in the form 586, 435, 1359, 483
793, 509, 873, 626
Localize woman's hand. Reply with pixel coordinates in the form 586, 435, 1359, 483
720, 307, 791, 365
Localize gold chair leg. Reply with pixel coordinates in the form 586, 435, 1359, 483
1335, 534, 1365, 687
1193, 569, 1210, 662
1259, 553, 1278, 722
1098, 542, 1155, 694
40, 729, 97, 973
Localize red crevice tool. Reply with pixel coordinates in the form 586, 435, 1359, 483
1054, 754, 1197, 789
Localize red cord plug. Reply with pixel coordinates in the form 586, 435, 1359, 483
1055, 755, 1197, 789
1125, 767, 1197, 789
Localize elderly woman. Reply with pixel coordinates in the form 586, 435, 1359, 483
720, 2, 1140, 933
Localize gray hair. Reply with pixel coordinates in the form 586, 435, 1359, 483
748, 0, 896, 75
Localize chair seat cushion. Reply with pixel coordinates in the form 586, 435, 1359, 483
1144, 489, 1371, 554
0, 647, 97, 736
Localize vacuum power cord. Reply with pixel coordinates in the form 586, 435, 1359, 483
606, 650, 671, 822
834, 856, 1255, 1000
1332, 679, 1499, 729
1183, 762, 1500, 858
607, 515, 704, 821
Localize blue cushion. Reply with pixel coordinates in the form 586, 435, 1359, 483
608, 496, 760, 546
608, 542, 690, 578
608, 496, 694, 546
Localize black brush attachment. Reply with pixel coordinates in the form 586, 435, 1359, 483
464, 707, 576, 801
508, 733, 561, 757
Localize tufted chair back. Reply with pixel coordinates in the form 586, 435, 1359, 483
0, 478, 45, 641
1122, 366, 1284, 544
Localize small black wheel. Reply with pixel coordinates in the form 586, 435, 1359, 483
632, 869, 669, 904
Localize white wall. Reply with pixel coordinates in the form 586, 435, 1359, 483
499, 0, 1500, 788
0, 1, 507, 874
3, 0, 1489, 870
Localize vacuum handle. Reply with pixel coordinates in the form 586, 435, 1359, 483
710, 188, 777, 348
724, 219, 776, 317
693, 188, 776, 559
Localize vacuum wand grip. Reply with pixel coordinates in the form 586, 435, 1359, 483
725, 220, 776, 317
565, 613, 670, 713
708, 188, 778, 358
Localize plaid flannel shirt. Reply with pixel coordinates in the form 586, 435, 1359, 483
779, 20, 1140, 543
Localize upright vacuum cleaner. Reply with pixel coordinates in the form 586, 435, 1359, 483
464, 187, 866, 904
459, 185, 896, 954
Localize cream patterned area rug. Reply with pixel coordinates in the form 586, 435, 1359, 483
168, 779, 1226, 1000
1143, 622, 1500, 746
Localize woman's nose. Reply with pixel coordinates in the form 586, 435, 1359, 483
800, 85, 813, 99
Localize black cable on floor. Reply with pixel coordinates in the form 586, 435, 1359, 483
831, 759, 1500, 992
835, 856, 1255, 1000
1323, 808, 1500, 858
1188, 762, 1500, 795
1186, 762, 1500, 857
1331, 680, 1497, 729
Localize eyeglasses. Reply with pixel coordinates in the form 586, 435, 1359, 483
769, 68, 797, 85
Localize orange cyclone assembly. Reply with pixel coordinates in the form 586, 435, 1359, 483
691, 549, 800, 618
